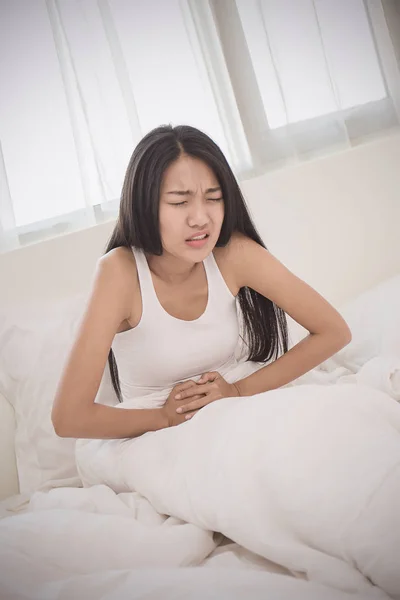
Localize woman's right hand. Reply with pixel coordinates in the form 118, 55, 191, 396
162, 380, 204, 427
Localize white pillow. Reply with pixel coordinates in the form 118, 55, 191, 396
0, 295, 117, 494
326, 273, 400, 372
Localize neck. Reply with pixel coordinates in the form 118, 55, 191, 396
146, 251, 199, 284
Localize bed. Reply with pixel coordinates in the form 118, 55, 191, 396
1, 147, 400, 598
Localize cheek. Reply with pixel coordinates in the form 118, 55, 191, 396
159, 209, 182, 241
214, 203, 225, 227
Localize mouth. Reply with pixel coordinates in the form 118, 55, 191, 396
185, 233, 210, 248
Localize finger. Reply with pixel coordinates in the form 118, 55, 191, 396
175, 380, 197, 393
197, 371, 218, 385
184, 410, 199, 421
177, 396, 209, 414
197, 372, 211, 384
175, 383, 210, 400
177, 393, 203, 404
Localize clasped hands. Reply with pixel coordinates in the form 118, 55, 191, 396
162, 371, 241, 427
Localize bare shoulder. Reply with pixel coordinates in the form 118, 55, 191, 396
100, 245, 136, 274
98, 246, 138, 290
213, 232, 259, 295
215, 231, 256, 260
91, 246, 139, 327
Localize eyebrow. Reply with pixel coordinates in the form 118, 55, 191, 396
166, 186, 221, 196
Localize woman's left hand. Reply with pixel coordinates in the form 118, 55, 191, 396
174, 371, 239, 419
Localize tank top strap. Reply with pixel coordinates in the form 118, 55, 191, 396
130, 246, 161, 317
204, 251, 236, 303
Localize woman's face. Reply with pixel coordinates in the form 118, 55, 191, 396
158, 154, 225, 262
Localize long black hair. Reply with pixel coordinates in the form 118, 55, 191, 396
105, 124, 288, 402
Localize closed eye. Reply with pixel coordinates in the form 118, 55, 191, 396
169, 197, 223, 207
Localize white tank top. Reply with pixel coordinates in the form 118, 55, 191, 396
111, 247, 240, 404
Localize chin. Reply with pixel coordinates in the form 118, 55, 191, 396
185, 241, 216, 259
165, 238, 216, 262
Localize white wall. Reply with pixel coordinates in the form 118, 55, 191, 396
0, 132, 399, 313
241, 131, 400, 305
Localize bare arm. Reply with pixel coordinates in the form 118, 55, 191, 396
231, 234, 352, 396
52, 249, 168, 439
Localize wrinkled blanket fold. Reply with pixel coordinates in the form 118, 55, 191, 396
76, 383, 400, 598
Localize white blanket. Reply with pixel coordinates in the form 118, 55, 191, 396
75, 379, 400, 599
339, 355, 400, 401
1, 360, 400, 600
0, 485, 373, 600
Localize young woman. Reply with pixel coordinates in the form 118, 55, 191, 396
52, 125, 351, 439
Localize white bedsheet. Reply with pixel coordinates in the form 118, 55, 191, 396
1, 359, 400, 600
0, 485, 364, 600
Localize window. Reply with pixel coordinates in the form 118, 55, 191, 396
1, 0, 399, 251
237, 0, 387, 127
0, 0, 234, 241
212, 0, 400, 167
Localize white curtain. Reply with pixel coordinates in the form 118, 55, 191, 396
0, 0, 246, 251
209, 0, 400, 174
0, 0, 399, 252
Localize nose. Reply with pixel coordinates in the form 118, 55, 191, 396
187, 199, 209, 228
